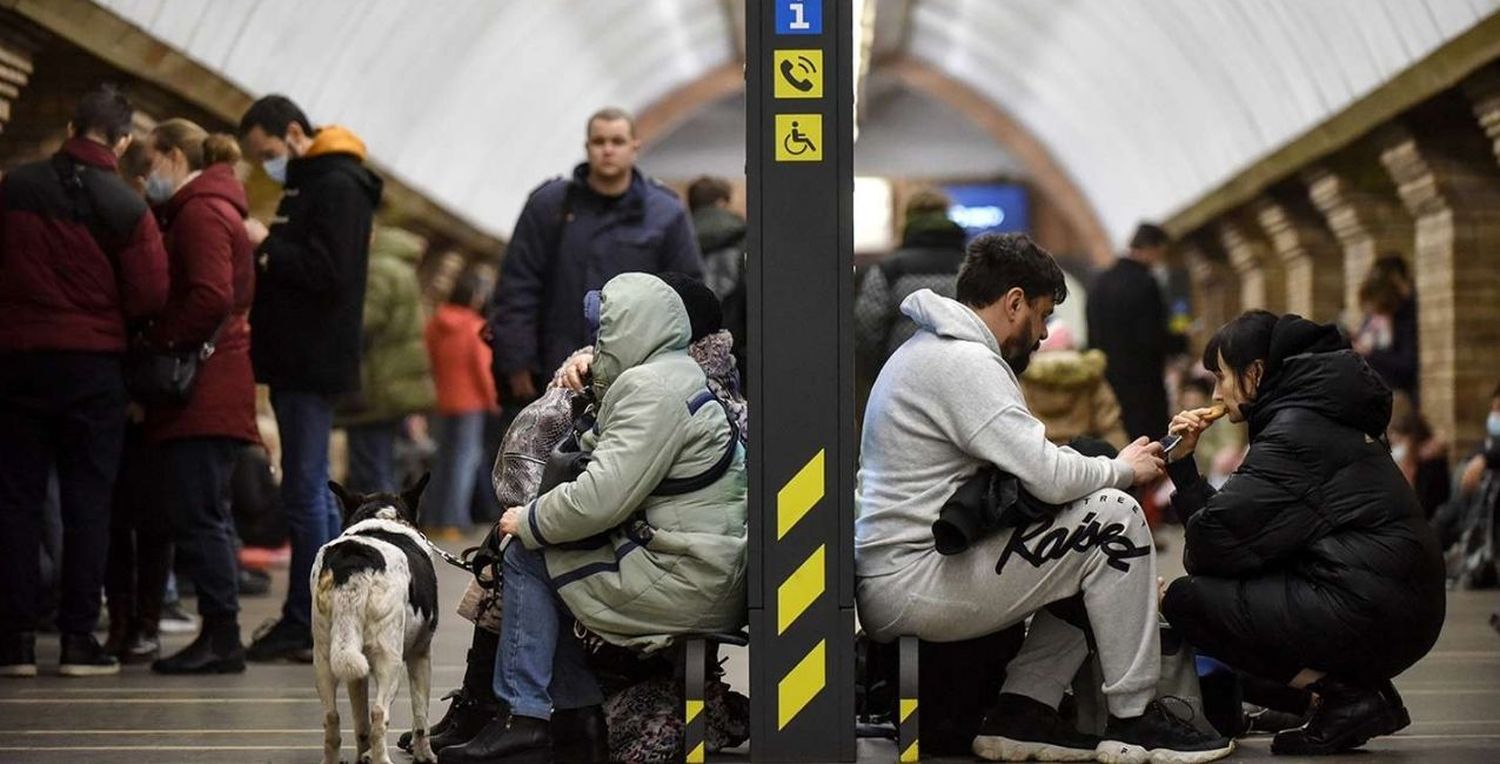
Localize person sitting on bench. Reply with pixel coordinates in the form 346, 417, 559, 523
1160, 310, 1446, 756
855, 232, 1233, 763
439, 273, 747, 764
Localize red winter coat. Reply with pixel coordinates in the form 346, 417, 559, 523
143, 164, 259, 444
0, 137, 169, 352
426, 304, 498, 415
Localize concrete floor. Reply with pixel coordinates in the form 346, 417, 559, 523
1, 529, 1497, 763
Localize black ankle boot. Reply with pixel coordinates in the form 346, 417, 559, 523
426, 690, 502, 753
439, 713, 551, 764
1272, 676, 1401, 755
152, 616, 244, 674
552, 705, 608, 763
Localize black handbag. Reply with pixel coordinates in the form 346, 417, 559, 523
124, 318, 228, 405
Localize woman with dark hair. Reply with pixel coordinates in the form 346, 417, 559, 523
1160, 310, 1446, 756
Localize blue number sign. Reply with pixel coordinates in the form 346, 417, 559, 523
776, 0, 822, 35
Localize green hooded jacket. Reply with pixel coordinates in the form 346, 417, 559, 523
336, 226, 436, 425
513, 273, 748, 652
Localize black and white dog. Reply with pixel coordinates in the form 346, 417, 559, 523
314, 475, 439, 764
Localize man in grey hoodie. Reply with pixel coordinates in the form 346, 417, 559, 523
856, 233, 1233, 763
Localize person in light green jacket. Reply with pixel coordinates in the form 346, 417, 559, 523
468, 272, 747, 761
337, 225, 437, 492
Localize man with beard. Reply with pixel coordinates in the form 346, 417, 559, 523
855, 233, 1233, 762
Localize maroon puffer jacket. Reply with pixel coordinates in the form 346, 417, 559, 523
0, 136, 169, 352
144, 163, 259, 445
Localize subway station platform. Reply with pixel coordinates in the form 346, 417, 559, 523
0, 529, 1495, 763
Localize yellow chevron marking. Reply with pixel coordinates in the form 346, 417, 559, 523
685, 698, 704, 725
901, 740, 920, 762
777, 639, 826, 730
687, 741, 706, 763
777, 450, 825, 539
777, 545, 825, 635
900, 697, 918, 724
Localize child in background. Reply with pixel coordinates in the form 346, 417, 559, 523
423, 273, 499, 541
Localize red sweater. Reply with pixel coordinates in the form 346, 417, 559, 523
426, 304, 498, 415
0, 137, 169, 352
144, 164, 259, 444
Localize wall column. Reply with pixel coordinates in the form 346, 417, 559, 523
1219, 216, 1285, 313
1255, 191, 1344, 324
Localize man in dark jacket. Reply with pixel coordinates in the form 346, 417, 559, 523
1162, 312, 1446, 755
237, 95, 383, 661
487, 107, 703, 417
1086, 223, 1172, 440
855, 189, 969, 365
0, 85, 169, 677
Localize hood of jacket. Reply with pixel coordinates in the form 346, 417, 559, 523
370, 225, 424, 266
900, 214, 968, 250
288, 126, 382, 204
1246, 315, 1391, 440
164, 163, 248, 219
61, 135, 119, 170
901, 288, 1003, 359
592, 273, 692, 394
1022, 349, 1107, 389
692, 205, 747, 253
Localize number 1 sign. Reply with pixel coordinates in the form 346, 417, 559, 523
776, 0, 823, 35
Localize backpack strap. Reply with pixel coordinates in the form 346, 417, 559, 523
652, 400, 740, 497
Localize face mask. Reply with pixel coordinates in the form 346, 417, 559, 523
1390, 443, 1409, 463
144, 172, 175, 204
262, 154, 289, 185
1487, 411, 1500, 438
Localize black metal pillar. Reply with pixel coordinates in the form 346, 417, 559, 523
746, 0, 856, 761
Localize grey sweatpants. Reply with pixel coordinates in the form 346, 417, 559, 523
857, 488, 1160, 718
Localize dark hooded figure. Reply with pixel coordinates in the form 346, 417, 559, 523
1160, 311, 1446, 756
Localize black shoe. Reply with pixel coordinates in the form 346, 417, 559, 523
972, 693, 1098, 761
438, 714, 551, 764
1374, 678, 1411, 733
1099, 700, 1235, 763
238, 568, 272, 597
404, 688, 499, 753
1271, 677, 1403, 756
120, 632, 161, 665
59, 632, 121, 677
0, 632, 36, 678
153, 618, 245, 674
552, 705, 608, 763
245, 619, 313, 663
1244, 704, 1307, 735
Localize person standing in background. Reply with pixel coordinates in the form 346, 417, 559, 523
337, 225, 436, 494
237, 95, 382, 662
426, 273, 499, 540
855, 189, 970, 367
1087, 222, 1172, 441
0, 85, 169, 677
687, 176, 747, 376
137, 119, 260, 674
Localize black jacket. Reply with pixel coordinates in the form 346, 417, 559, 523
251, 149, 382, 394
488, 164, 703, 380
1086, 257, 1169, 439
1169, 316, 1446, 652
855, 219, 968, 363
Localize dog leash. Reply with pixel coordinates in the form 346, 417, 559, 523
417, 529, 511, 573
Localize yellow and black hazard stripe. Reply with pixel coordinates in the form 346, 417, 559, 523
899, 635, 920, 762
683, 637, 707, 762
774, 449, 828, 733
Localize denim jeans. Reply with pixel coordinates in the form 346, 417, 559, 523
494, 543, 603, 719
427, 412, 485, 528
0, 352, 126, 635
345, 418, 401, 494
271, 389, 340, 629
159, 438, 242, 619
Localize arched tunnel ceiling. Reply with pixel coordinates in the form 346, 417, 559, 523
101, 0, 1498, 244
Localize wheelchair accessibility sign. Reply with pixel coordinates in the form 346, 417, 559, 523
775, 114, 822, 162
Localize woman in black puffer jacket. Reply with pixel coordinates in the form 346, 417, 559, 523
1161, 311, 1445, 757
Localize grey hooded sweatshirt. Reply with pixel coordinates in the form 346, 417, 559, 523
855, 289, 1135, 577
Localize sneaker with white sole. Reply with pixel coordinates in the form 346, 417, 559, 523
158, 601, 201, 635
1098, 700, 1234, 764
59, 632, 120, 677
972, 693, 1099, 761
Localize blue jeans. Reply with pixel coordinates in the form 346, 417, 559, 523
345, 418, 400, 494
271, 390, 340, 629
427, 412, 484, 528
494, 543, 603, 719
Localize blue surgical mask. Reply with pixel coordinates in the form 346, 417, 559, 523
144, 172, 175, 204
1487, 411, 1500, 438
262, 154, 289, 185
